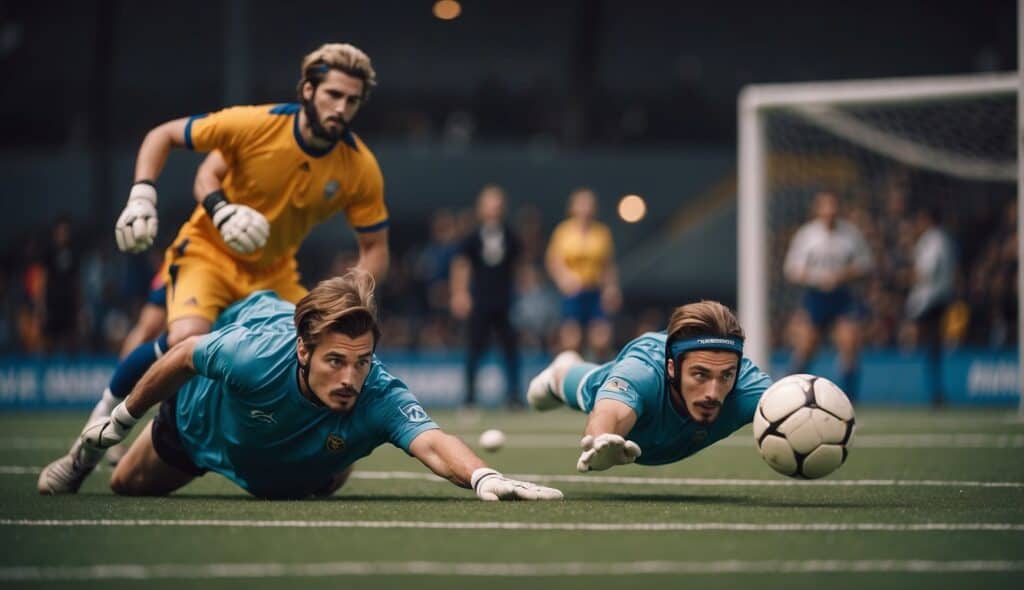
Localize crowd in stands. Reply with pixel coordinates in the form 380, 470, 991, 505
774, 172, 1018, 352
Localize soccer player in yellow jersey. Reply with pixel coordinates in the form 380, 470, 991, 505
39, 43, 391, 494
545, 187, 622, 360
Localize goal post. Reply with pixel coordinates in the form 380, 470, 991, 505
737, 72, 1018, 406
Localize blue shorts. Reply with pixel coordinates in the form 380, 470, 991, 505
146, 284, 168, 307
802, 288, 861, 328
562, 289, 605, 325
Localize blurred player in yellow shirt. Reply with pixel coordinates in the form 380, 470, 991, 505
545, 187, 621, 359
39, 43, 392, 494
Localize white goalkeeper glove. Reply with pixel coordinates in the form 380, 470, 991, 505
471, 468, 564, 501
115, 182, 159, 253
202, 190, 270, 255
576, 433, 641, 472
81, 401, 140, 450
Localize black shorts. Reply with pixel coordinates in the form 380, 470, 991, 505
151, 394, 207, 477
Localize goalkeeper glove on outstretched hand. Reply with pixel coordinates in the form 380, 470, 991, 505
203, 190, 270, 254
471, 468, 564, 501
576, 433, 642, 472
81, 401, 140, 450
115, 181, 159, 253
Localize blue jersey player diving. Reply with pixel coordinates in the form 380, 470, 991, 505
72, 270, 562, 501
527, 300, 773, 472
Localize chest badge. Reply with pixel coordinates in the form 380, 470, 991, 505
325, 433, 346, 452
323, 179, 340, 201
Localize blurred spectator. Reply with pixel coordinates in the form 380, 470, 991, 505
450, 185, 523, 409
783, 191, 873, 399
512, 263, 560, 353
905, 205, 957, 406
545, 187, 621, 360
41, 217, 81, 354
415, 210, 460, 316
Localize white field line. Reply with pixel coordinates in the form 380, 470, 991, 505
3, 466, 1023, 488
5, 433, 1024, 451
1, 559, 1023, 580
1, 519, 1022, 533
351, 470, 1024, 489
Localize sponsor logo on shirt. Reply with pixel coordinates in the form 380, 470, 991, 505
325, 433, 346, 452
400, 403, 430, 423
249, 410, 276, 424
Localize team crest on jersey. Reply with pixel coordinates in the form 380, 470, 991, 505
400, 403, 429, 423
323, 179, 340, 200
325, 433, 346, 452
690, 429, 709, 446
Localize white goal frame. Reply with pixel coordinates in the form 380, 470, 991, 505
736, 72, 1020, 410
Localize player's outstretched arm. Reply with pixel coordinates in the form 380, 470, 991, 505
577, 399, 641, 472
81, 336, 200, 449
408, 429, 563, 501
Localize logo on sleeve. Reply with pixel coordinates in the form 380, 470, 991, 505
604, 378, 629, 393
400, 403, 429, 423
325, 433, 346, 452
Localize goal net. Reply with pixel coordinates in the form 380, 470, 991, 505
737, 73, 1018, 381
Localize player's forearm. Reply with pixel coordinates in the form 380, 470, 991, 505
124, 338, 197, 418
354, 231, 390, 282
584, 400, 637, 438
193, 151, 228, 204
134, 119, 188, 183
414, 431, 487, 489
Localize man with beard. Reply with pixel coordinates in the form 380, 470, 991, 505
526, 300, 773, 472
39, 43, 391, 493
72, 270, 563, 502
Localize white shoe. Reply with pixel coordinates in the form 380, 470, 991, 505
37, 439, 103, 495
527, 350, 583, 411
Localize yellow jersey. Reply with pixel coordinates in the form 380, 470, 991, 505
177, 103, 389, 272
547, 219, 614, 289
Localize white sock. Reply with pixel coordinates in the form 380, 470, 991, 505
87, 388, 119, 424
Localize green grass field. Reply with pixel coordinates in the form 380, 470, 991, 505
1, 408, 1022, 589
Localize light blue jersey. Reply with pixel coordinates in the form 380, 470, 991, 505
563, 332, 772, 465
175, 291, 439, 498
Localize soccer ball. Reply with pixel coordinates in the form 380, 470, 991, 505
752, 374, 855, 479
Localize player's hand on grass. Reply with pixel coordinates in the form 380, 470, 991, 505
576, 433, 641, 472
81, 401, 140, 450
115, 182, 159, 253
212, 203, 270, 254
471, 468, 563, 501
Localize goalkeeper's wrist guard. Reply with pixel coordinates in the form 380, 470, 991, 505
471, 467, 501, 492
202, 190, 231, 227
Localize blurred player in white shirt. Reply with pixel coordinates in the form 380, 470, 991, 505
783, 191, 873, 399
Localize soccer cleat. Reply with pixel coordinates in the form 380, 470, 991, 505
37, 439, 104, 495
105, 443, 128, 466
527, 350, 582, 411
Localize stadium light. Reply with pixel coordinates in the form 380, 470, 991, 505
617, 195, 647, 223
433, 0, 461, 20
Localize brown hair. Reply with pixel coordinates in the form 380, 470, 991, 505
297, 43, 378, 101
294, 269, 381, 351
665, 300, 744, 355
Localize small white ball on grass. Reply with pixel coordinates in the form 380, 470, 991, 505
478, 429, 506, 452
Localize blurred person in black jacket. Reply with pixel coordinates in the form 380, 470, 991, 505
450, 185, 523, 410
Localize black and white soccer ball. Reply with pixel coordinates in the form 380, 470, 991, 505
753, 374, 856, 479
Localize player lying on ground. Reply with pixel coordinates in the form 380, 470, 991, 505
39, 43, 392, 493
527, 300, 773, 472
66, 270, 562, 501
